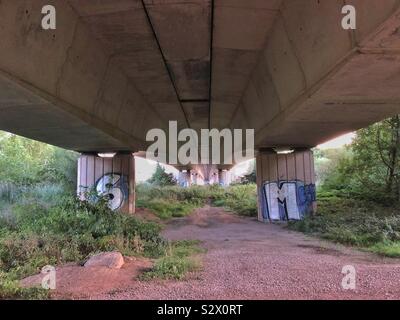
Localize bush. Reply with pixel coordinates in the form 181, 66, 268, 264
0, 196, 167, 298
140, 240, 204, 280
137, 183, 258, 218
288, 194, 400, 257
212, 184, 257, 217
0, 271, 48, 300
136, 184, 210, 219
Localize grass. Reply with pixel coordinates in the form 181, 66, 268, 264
136, 184, 210, 219
211, 184, 257, 217
0, 272, 49, 300
0, 195, 167, 299
140, 240, 205, 280
288, 192, 400, 257
0, 182, 258, 298
369, 242, 400, 258
136, 183, 258, 219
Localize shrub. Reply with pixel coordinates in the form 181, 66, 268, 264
212, 184, 257, 217
140, 240, 204, 280
0, 196, 167, 298
288, 194, 400, 257
136, 184, 210, 219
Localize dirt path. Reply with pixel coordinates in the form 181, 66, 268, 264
81, 206, 400, 300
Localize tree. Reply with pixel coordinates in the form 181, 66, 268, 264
147, 163, 177, 186
320, 115, 400, 203
241, 169, 256, 184
0, 132, 78, 187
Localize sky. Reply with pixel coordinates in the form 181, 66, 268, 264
135, 132, 356, 182
317, 132, 355, 150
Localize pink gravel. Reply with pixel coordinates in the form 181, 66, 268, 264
92, 206, 400, 300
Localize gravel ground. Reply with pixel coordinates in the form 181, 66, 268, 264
91, 206, 400, 300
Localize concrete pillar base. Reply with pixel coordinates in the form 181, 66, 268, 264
77, 153, 136, 214
256, 149, 316, 222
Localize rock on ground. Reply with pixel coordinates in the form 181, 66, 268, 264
84, 252, 124, 269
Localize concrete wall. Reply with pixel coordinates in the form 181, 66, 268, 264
256, 150, 316, 222
77, 154, 135, 214
0, 0, 166, 152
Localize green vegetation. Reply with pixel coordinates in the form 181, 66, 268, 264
315, 115, 400, 203
0, 197, 166, 299
137, 183, 258, 219
140, 240, 204, 280
0, 132, 78, 198
137, 184, 210, 219
290, 115, 400, 257
147, 163, 177, 186
212, 184, 257, 217
288, 193, 400, 257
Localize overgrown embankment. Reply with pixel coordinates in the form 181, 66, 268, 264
211, 184, 257, 217
136, 183, 258, 219
0, 197, 165, 299
288, 192, 400, 257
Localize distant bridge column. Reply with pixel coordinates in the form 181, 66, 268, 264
256, 149, 316, 223
178, 170, 185, 187
186, 170, 192, 187
178, 169, 191, 187
218, 169, 227, 186
77, 153, 136, 214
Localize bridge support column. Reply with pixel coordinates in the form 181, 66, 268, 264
77, 153, 136, 214
178, 170, 191, 187
186, 170, 192, 187
178, 170, 185, 187
256, 149, 316, 223
218, 169, 227, 186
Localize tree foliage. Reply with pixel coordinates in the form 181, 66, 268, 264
0, 132, 78, 190
319, 115, 400, 203
147, 163, 177, 186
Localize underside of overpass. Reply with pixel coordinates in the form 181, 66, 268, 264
1, 0, 400, 219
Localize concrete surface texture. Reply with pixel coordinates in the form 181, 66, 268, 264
0, 0, 399, 154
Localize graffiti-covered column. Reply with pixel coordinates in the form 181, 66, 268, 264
256, 149, 316, 223
77, 153, 136, 214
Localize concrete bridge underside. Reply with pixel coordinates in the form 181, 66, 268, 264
0, 0, 400, 155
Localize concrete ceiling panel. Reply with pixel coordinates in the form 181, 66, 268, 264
143, 0, 211, 60
58, 21, 109, 114
68, 0, 142, 16
315, 53, 400, 101
81, 9, 153, 54
215, 0, 282, 10
167, 60, 210, 100
349, 0, 400, 44
214, 6, 276, 50
0, 0, 77, 96
264, 16, 306, 108
95, 63, 129, 126
210, 101, 237, 128
281, 0, 353, 87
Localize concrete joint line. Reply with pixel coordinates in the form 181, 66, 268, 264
55, 19, 79, 98
227, 4, 294, 129
140, 0, 191, 129
93, 54, 115, 114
